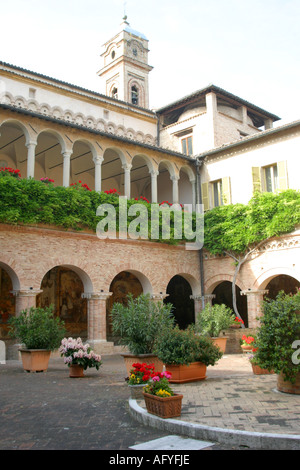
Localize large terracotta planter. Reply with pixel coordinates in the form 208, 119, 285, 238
212, 336, 228, 353
19, 349, 51, 372
121, 353, 163, 376
277, 371, 300, 395
165, 362, 207, 383
69, 364, 85, 378
251, 363, 274, 375
143, 392, 183, 418
241, 344, 253, 352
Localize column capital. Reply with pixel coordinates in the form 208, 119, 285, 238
150, 169, 159, 177
241, 289, 269, 296
81, 291, 112, 300
93, 155, 104, 165
151, 293, 169, 301
62, 150, 72, 159
122, 162, 132, 171
25, 140, 37, 149
170, 174, 180, 181
11, 288, 43, 297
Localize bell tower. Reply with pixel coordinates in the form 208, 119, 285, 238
97, 16, 153, 108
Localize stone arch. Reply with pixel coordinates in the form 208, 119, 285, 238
38, 262, 94, 295
157, 159, 177, 204
164, 273, 198, 329
179, 165, 195, 206
102, 146, 127, 194
0, 262, 19, 341
71, 138, 98, 189
253, 267, 300, 291
0, 118, 32, 146
0, 261, 21, 291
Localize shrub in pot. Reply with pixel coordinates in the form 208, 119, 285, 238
195, 303, 235, 352
153, 325, 223, 383
254, 290, 300, 394
8, 306, 66, 372
110, 293, 175, 374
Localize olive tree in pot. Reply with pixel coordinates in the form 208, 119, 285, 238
254, 290, 300, 394
8, 306, 66, 372
153, 325, 223, 383
195, 303, 235, 353
110, 293, 175, 375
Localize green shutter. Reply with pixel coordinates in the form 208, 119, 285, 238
277, 161, 288, 191
221, 176, 231, 205
201, 182, 209, 211
252, 167, 262, 193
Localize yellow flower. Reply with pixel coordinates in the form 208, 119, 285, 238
156, 389, 171, 397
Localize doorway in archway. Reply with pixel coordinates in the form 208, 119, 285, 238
0, 267, 16, 340
265, 275, 300, 300
107, 271, 143, 341
164, 275, 194, 329
212, 281, 248, 327
37, 266, 87, 338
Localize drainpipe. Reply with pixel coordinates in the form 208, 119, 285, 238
196, 158, 205, 310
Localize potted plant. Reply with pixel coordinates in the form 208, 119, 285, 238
8, 306, 66, 372
127, 362, 155, 399
240, 334, 255, 352
110, 293, 174, 375
231, 316, 244, 328
153, 325, 223, 383
59, 337, 102, 377
195, 303, 235, 352
143, 369, 183, 418
254, 290, 300, 394
248, 354, 274, 375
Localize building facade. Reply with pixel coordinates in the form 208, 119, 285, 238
0, 18, 299, 357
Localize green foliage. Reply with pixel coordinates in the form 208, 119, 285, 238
204, 190, 300, 255
254, 291, 300, 382
195, 303, 235, 337
0, 174, 197, 244
110, 294, 175, 355
8, 306, 66, 350
153, 325, 223, 366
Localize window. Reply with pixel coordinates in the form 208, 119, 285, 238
212, 180, 223, 207
181, 136, 193, 155
264, 164, 278, 192
112, 87, 118, 99
131, 86, 139, 105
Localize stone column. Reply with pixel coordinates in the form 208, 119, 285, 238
122, 163, 132, 199
93, 155, 104, 192
12, 288, 43, 315
150, 170, 159, 203
83, 292, 113, 353
62, 150, 72, 187
171, 175, 179, 204
190, 294, 215, 322
26, 140, 37, 178
241, 289, 269, 328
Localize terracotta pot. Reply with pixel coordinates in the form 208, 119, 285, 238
277, 371, 300, 395
212, 336, 228, 353
128, 384, 145, 399
143, 392, 183, 418
121, 353, 163, 376
19, 349, 51, 372
69, 364, 84, 378
165, 362, 207, 383
251, 363, 274, 375
230, 323, 242, 329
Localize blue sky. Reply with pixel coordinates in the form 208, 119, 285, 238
1, 0, 299, 124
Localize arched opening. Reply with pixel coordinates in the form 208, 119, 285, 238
0, 120, 28, 178
102, 148, 125, 195
71, 140, 95, 190
179, 168, 194, 206
131, 86, 139, 105
0, 266, 16, 341
265, 275, 300, 300
37, 266, 87, 339
164, 275, 194, 329
35, 130, 65, 186
212, 281, 248, 327
157, 161, 173, 204
106, 271, 143, 341
131, 155, 151, 202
